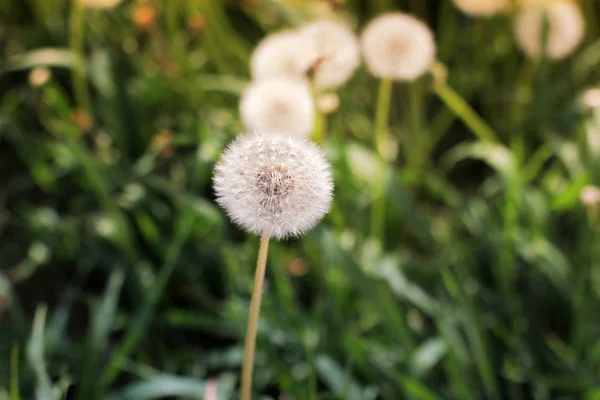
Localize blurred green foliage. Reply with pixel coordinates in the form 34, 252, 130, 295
2, 0, 600, 399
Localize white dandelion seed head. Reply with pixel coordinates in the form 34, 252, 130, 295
581, 88, 600, 110
76, 0, 123, 9
514, 0, 584, 60
29, 67, 51, 87
580, 185, 600, 207
453, 0, 510, 16
360, 13, 436, 81
298, 19, 361, 89
250, 31, 319, 81
213, 132, 334, 239
240, 78, 315, 137
317, 92, 340, 114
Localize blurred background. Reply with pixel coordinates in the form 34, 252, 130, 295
2, 0, 600, 398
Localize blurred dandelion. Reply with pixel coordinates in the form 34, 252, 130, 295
317, 92, 340, 115
299, 19, 360, 89
240, 78, 315, 137
581, 88, 600, 110
360, 12, 436, 81
580, 185, 600, 207
514, 0, 584, 60
250, 31, 318, 81
213, 131, 332, 400
76, 0, 123, 9
453, 0, 509, 16
28, 67, 51, 87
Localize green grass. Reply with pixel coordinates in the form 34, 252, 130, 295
2, 0, 600, 398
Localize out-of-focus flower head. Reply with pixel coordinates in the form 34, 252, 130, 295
298, 19, 360, 89
514, 0, 584, 60
453, 0, 510, 17
76, 0, 123, 10
360, 12, 436, 81
250, 31, 319, 82
240, 78, 315, 137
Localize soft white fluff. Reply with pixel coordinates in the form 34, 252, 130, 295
360, 13, 436, 81
250, 31, 318, 81
514, 0, 584, 60
77, 0, 123, 9
453, 0, 509, 16
213, 132, 333, 239
299, 19, 361, 89
240, 78, 315, 137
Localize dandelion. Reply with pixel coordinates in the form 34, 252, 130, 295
250, 31, 318, 81
213, 131, 333, 400
580, 88, 600, 110
452, 0, 509, 16
213, 131, 332, 239
360, 12, 436, 81
240, 78, 315, 137
298, 19, 360, 89
514, 0, 584, 60
360, 12, 435, 240
317, 92, 340, 115
580, 185, 600, 207
76, 0, 123, 9
28, 67, 51, 87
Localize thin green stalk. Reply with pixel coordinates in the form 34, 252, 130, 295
311, 82, 326, 144
11, 342, 20, 400
312, 106, 326, 145
370, 78, 393, 241
407, 80, 425, 169
69, 1, 92, 114
433, 81, 498, 143
240, 233, 270, 400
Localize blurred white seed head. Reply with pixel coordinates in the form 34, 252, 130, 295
28, 67, 51, 87
360, 13, 436, 81
453, 0, 510, 16
213, 131, 333, 239
76, 0, 123, 9
298, 19, 360, 89
317, 92, 340, 114
580, 185, 600, 207
514, 0, 584, 60
240, 78, 315, 137
250, 31, 319, 81
580, 88, 600, 110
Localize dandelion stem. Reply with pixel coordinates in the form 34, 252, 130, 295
311, 82, 326, 144
69, 1, 92, 114
433, 81, 498, 143
240, 233, 270, 400
370, 78, 393, 241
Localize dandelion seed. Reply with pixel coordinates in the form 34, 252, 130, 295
360, 13, 436, 81
240, 78, 315, 137
452, 0, 509, 16
250, 31, 318, 81
514, 0, 584, 60
76, 0, 123, 9
299, 19, 360, 89
213, 131, 333, 239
